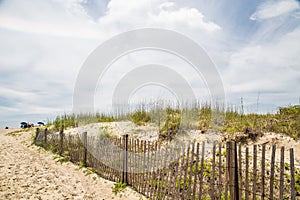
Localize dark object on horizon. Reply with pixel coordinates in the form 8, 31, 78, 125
37, 122, 45, 126
20, 122, 27, 128
20, 122, 34, 129
5, 126, 8, 129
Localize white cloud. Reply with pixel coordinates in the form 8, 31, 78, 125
98, 0, 221, 33
0, 1, 102, 39
0, 0, 299, 126
149, 6, 221, 31
0, 0, 223, 126
225, 27, 300, 105
250, 0, 299, 20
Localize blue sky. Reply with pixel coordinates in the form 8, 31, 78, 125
0, 0, 299, 127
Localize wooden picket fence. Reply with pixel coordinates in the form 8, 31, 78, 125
34, 128, 299, 199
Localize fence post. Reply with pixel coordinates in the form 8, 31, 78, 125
82, 132, 87, 166
234, 141, 239, 200
44, 128, 48, 147
59, 125, 64, 156
269, 145, 276, 200
122, 134, 129, 184
290, 148, 296, 200
227, 141, 239, 200
35, 128, 39, 145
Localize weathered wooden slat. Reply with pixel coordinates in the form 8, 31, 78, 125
138, 139, 142, 193
167, 143, 176, 199
192, 142, 200, 199
225, 142, 229, 200
218, 143, 222, 200
174, 143, 183, 199
182, 142, 191, 199
279, 146, 285, 200
269, 144, 276, 200
156, 141, 163, 199
245, 147, 249, 200
211, 141, 216, 199
145, 141, 151, 197
199, 141, 205, 200
238, 143, 242, 200
141, 140, 147, 195
161, 144, 170, 199
187, 142, 195, 200
177, 142, 186, 197
253, 145, 257, 200
290, 148, 296, 200
150, 141, 158, 199
261, 143, 266, 200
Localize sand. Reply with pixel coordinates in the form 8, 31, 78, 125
0, 129, 146, 200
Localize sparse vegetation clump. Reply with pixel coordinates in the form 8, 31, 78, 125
112, 182, 127, 195
159, 108, 181, 140
221, 105, 300, 139
199, 105, 212, 132
130, 110, 151, 125
53, 114, 76, 131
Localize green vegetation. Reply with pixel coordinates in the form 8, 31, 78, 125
53, 114, 75, 131
6, 131, 22, 137
112, 182, 127, 195
53, 154, 69, 163
52, 113, 115, 131
159, 108, 181, 140
199, 105, 212, 132
223, 105, 300, 139
6, 128, 32, 137
83, 167, 95, 176
197, 104, 300, 139
99, 126, 114, 138
47, 104, 299, 141
130, 110, 151, 125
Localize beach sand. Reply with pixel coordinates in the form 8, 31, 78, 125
0, 129, 146, 200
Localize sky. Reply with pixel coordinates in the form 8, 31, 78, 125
0, 0, 299, 127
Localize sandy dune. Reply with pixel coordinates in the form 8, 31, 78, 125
0, 129, 146, 200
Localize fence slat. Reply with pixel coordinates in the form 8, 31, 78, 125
218, 143, 222, 200
150, 141, 158, 199
227, 141, 238, 200
199, 141, 205, 200
187, 142, 195, 200
134, 139, 138, 190
35, 128, 39, 145
269, 144, 276, 200
44, 128, 48, 147
183, 142, 191, 199
261, 143, 266, 200
155, 141, 162, 199
145, 141, 151, 197
290, 148, 296, 200
59, 126, 64, 156
211, 141, 216, 198
225, 142, 229, 200
192, 142, 200, 199
138, 140, 142, 193
238, 143, 242, 200
142, 140, 147, 195
253, 144, 257, 200
245, 147, 249, 200
279, 146, 285, 199
161, 144, 170, 199
165, 144, 175, 200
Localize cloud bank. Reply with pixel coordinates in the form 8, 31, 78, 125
0, 0, 299, 127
